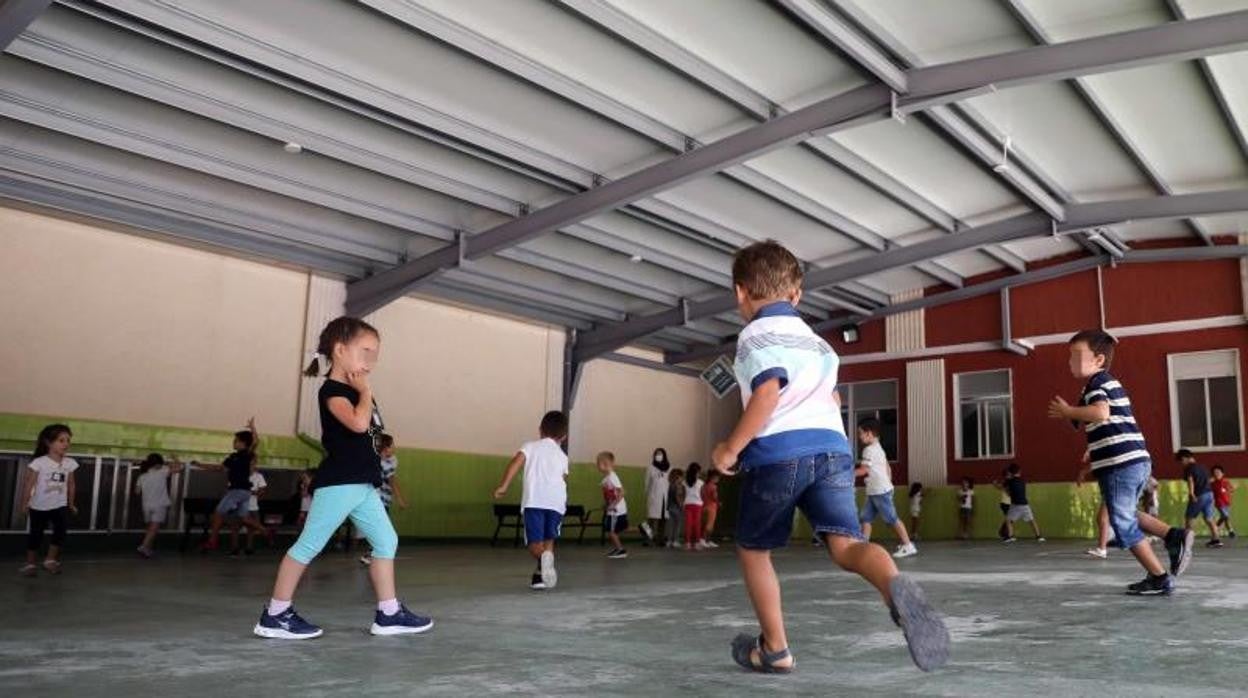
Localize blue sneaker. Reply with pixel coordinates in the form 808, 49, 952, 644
370, 604, 434, 636
253, 606, 323, 640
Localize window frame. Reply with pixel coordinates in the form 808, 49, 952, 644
1167, 348, 1245, 452
837, 379, 900, 463
953, 368, 1016, 461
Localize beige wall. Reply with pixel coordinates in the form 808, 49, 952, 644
0, 205, 736, 460
366, 294, 564, 457
569, 351, 741, 468
0, 207, 307, 433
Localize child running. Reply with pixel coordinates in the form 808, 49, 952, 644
493, 411, 570, 591
1048, 329, 1194, 595
1211, 465, 1236, 540
1000, 464, 1045, 543
255, 316, 432, 639
135, 453, 184, 558
19, 424, 78, 576
1179, 449, 1222, 548
711, 240, 948, 673
198, 418, 268, 553
855, 418, 917, 558
597, 451, 628, 559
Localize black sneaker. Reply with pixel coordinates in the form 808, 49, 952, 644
1125, 573, 1174, 596
1165, 529, 1195, 576
607, 549, 628, 559
1230, 530, 1238, 539
530, 573, 546, 591
1207, 539, 1224, 548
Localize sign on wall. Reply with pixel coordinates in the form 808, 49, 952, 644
700, 355, 739, 399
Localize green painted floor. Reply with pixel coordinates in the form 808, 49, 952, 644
3, 539, 1247, 696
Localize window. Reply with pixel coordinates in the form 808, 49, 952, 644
1168, 349, 1244, 451
955, 370, 1014, 460
837, 380, 899, 460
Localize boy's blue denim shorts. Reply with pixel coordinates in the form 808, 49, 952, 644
736, 452, 863, 550
1096, 460, 1150, 550
860, 493, 900, 525
1186, 491, 1216, 521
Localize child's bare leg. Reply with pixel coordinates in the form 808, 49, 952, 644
271, 555, 307, 601
25, 549, 37, 564
1005, 520, 1015, 538
141, 522, 159, 550
1138, 511, 1173, 536
527, 542, 545, 561
608, 531, 622, 549
46, 544, 61, 563
1204, 515, 1220, 539
1029, 520, 1043, 539
737, 548, 794, 666
891, 521, 912, 546
825, 535, 898, 604
1097, 506, 1111, 549
367, 557, 397, 601
910, 516, 919, 537
1130, 541, 1166, 575
860, 522, 873, 540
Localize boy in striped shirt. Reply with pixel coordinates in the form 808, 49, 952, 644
1048, 330, 1194, 595
711, 240, 948, 674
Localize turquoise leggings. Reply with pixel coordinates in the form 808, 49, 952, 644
288, 484, 397, 564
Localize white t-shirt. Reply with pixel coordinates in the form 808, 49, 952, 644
136, 466, 172, 510
860, 443, 893, 496
601, 471, 627, 516
960, 487, 974, 510
520, 438, 568, 514
684, 478, 705, 506
249, 471, 267, 512
909, 491, 923, 515
28, 456, 80, 511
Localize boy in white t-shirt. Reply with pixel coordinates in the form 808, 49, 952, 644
493, 411, 569, 591
856, 418, 917, 558
239, 465, 271, 556
597, 451, 629, 559
21, 424, 79, 576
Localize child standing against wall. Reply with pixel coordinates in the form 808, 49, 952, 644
957, 478, 974, 540
684, 463, 707, 550
20, 424, 79, 576
135, 453, 184, 558
1211, 465, 1236, 541
493, 411, 570, 590
666, 468, 685, 548
908, 482, 924, 542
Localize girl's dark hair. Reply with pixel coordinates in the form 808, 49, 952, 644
909, 482, 923, 496
686, 462, 702, 487
304, 316, 380, 377
1007, 463, 1021, 476
138, 453, 165, 474
33, 424, 72, 458
962, 476, 974, 487
379, 433, 394, 450
652, 448, 668, 463
234, 430, 255, 450
539, 411, 569, 439
1212, 464, 1225, 474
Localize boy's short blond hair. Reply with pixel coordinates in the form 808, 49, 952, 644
732, 240, 803, 300
596, 451, 615, 465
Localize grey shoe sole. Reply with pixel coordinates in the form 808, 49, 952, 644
1170, 529, 1195, 577
890, 575, 950, 672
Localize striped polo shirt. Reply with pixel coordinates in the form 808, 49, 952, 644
1082, 370, 1150, 471
733, 301, 850, 469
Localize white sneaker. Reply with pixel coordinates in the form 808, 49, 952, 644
695, 540, 710, 550
1036, 537, 1046, 543
705, 540, 719, 548
893, 543, 918, 558
539, 551, 557, 589
640, 522, 654, 541
1085, 547, 1108, 559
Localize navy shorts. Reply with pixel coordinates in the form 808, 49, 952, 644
736, 452, 862, 550
603, 512, 629, 534
523, 507, 562, 545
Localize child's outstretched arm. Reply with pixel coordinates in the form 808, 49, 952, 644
390, 474, 408, 509
711, 378, 782, 474
246, 417, 260, 454
1048, 395, 1109, 424
493, 452, 526, 499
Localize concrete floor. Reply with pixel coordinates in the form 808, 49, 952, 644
3, 539, 1248, 697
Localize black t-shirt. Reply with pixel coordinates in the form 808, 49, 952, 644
1006, 476, 1028, 506
314, 379, 383, 489
1185, 463, 1211, 496
224, 450, 253, 491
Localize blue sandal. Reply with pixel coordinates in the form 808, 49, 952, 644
731, 633, 794, 673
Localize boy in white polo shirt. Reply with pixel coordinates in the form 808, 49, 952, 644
856, 418, 917, 558
493, 411, 569, 591
711, 240, 948, 674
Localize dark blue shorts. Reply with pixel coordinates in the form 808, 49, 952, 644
603, 512, 629, 534
523, 507, 562, 545
736, 452, 863, 550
